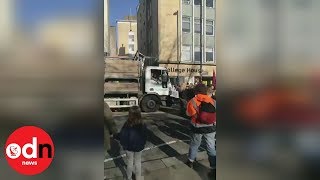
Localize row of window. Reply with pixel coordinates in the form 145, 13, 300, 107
128, 44, 135, 52
128, 34, 135, 43
182, 46, 214, 63
183, 0, 215, 8
182, 17, 214, 35
128, 32, 135, 53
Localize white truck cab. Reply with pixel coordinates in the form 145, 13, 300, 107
145, 66, 170, 96
104, 52, 180, 112
139, 66, 179, 112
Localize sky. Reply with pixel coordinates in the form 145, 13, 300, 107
109, 0, 139, 26
16, 0, 139, 28
17, 0, 97, 28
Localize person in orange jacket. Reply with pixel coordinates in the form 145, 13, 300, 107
186, 84, 216, 176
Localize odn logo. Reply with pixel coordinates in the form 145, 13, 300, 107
5, 126, 54, 175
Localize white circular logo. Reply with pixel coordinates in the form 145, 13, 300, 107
6, 143, 21, 159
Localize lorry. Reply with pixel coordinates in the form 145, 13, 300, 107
104, 52, 180, 112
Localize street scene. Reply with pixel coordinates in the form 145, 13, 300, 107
105, 111, 214, 180
105, 0, 216, 179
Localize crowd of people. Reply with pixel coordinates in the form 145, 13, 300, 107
175, 82, 215, 101
105, 83, 216, 180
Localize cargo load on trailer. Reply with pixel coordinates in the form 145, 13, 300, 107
104, 52, 179, 112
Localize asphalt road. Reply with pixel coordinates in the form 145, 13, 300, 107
105, 111, 214, 180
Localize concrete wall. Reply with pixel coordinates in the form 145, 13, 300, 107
152, 0, 159, 57
137, 0, 216, 85
104, 0, 109, 54
160, 63, 215, 77
158, 0, 181, 63
137, 0, 216, 62
109, 26, 117, 56
137, 0, 147, 55
117, 21, 137, 56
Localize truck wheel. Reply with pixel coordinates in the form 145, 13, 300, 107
141, 95, 160, 112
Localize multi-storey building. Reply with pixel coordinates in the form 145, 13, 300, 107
104, 0, 110, 56
117, 16, 138, 57
137, 0, 216, 86
109, 26, 117, 56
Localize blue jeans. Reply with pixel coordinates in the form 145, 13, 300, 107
188, 132, 216, 168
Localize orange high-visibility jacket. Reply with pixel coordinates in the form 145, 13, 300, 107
186, 94, 216, 127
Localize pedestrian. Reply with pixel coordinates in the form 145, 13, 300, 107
119, 106, 147, 180
207, 85, 216, 100
186, 83, 216, 177
105, 102, 118, 155
194, 77, 200, 85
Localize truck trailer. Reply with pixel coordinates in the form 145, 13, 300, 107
104, 52, 179, 112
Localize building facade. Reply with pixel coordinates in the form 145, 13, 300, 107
117, 16, 138, 57
104, 0, 109, 56
137, 0, 216, 86
109, 26, 117, 56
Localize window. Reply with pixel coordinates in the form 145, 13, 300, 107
206, 20, 214, 35
129, 44, 134, 52
183, 0, 191, 5
182, 16, 191, 33
206, 48, 214, 62
194, 0, 201, 5
206, 0, 214, 8
151, 69, 161, 79
194, 18, 201, 33
129, 35, 134, 43
194, 47, 201, 62
181, 45, 191, 62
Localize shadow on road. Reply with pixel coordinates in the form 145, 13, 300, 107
106, 112, 215, 179
193, 161, 215, 180
152, 115, 207, 151
145, 128, 181, 158
107, 139, 127, 177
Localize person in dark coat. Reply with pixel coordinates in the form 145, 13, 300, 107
104, 102, 117, 155
119, 106, 147, 180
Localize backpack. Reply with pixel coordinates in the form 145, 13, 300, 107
192, 99, 216, 124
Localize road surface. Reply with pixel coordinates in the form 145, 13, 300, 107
105, 111, 214, 180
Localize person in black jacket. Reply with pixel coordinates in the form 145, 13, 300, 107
119, 106, 147, 180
